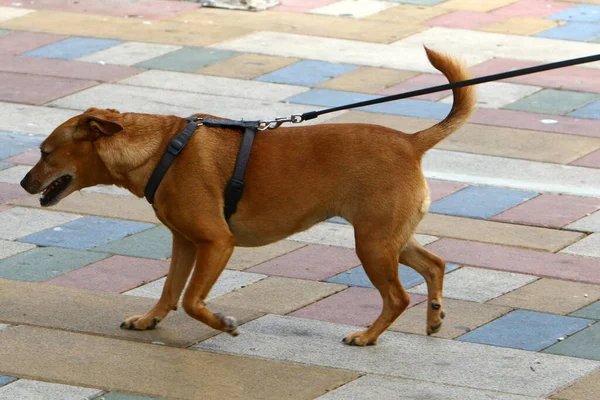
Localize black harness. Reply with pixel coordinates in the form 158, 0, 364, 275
144, 117, 258, 221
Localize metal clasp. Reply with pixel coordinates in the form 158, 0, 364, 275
257, 114, 304, 131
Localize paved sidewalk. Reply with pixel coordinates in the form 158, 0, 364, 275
1, 0, 600, 399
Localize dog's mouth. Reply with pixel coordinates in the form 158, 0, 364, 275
40, 175, 72, 207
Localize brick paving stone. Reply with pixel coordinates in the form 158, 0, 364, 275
440, 0, 521, 12
429, 186, 538, 220
45, 255, 169, 293
196, 314, 600, 397
0, 102, 78, 136
0, 207, 81, 240
426, 239, 600, 284
23, 37, 122, 60
273, 0, 340, 13
566, 210, 600, 232
195, 53, 299, 80
390, 298, 512, 339
0, 71, 98, 105
0, 131, 41, 159
0, 29, 8, 37
0, 247, 109, 281
256, 60, 357, 87
544, 323, 600, 360
209, 276, 346, 315
560, 233, 600, 258
490, 0, 572, 18
325, 263, 460, 289
366, 3, 448, 23
535, 22, 600, 42
547, 4, 600, 22
392, 0, 447, 5
227, 241, 306, 271
0, 183, 29, 204
569, 99, 600, 120
91, 226, 172, 259
0, 376, 15, 387
247, 245, 360, 280
480, 17, 560, 36
1, 149, 40, 166
0, 7, 33, 22
0, 162, 11, 171
550, 370, 600, 400
489, 279, 600, 315
441, 81, 541, 109
418, 213, 584, 252
571, 301, 600, 320
135, 47, 237, 72
0, 325, 358, 400
571, 149, 600, 168
427, 179, 467, 202
0, 239, 35, 259
426, 11, 504, 29
503, 89, 600, 115
410, 267, 537, 302
310, 0, 398, 18
290, 287, 426, 327
0, 379, 103, 400
95, 393, 163, 400
78, 41, 181, 66
316, 67, 418, 94
19, 216, 153, 250
458, 310, 592, 351
378, 73, 449, 101
492, 194, 600, 228
0, 31, 66, 55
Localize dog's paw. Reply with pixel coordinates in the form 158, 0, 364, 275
342, 331, 377, 347
426, 301, 445, 336
214, 312, 239, 336
120, 315, 160, 331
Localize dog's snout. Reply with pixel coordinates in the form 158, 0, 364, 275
20, 172, 36, 194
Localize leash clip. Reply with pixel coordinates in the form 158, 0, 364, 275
257, 114, 304, 130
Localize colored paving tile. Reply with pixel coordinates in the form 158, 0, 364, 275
290, 287, 426, 327
23, 37, 122, 60
246, 245, 360, 280
0, 131, 42, 159
429, 186, 538, 220
490, 0, 573, 18
0, 102, 79, 136
310, 0, 398, 18
378, 73, 449, 101
410, 267, 538, 302
480, 17, 559, 36
286, 88, 452, 119
546, 4, 600, 22
316, 67, 418, 94
571, 148, 600, 168
0, 183, 29, 204
535, 22, 600, 42
569, 99, 600, 120
457, 310, 592, 351
95, 393, 164, 400
0, 239, 35, 259
325, 263, 459, 289
0, 379, 103, 399
0, 31, 67, 55
91, 226, 172, 259
0, 29, 9, 37
439, 0, 522, 12
544, 323, 600, 361
489, 278, 600, 315
196, 53, 299, 80
135, 47, 238, 72
492, 194, 600, 228
391, 0, 447, 5
503, 89, 600, 115
0, 247, 109, 281
426, 239, 600, 284
390, 298, 512, 339
0, 162, 11, 171
78, 41, 181, 66
0, 376, 15, 387
196, 314, 600, 397
273, 0, 340, 13
427, 179, 467, 202
256, 60, 357, 87
571, 300, 600, 320
567, 210, 600, 233
18, 216, 154, 250
227, 240, 305, 271
0, 165, 41, 184
0, 207, 81, 240
441, 81, 541, 109
425, 11, 503, 29
45, 255, 169, 293
561, 233, 600, 258
0, 71, 98, 105
366, 3, 449, 24
550, 369, 600, 400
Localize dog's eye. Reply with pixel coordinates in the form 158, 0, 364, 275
40, 150, 50, 158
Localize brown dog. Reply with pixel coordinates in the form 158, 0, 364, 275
20, 48, 475, 346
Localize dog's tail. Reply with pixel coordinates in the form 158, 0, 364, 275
410, 47, 476, 155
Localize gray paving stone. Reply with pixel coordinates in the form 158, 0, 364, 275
0, 324, 10, 331
195, 315, 600, 397
544, 323, 600, 361
0, 165, 33, 184
566, 211, 600, 233
135, 47, 237, 72
0, 102, 78, 136
94, 393, 163, 400
91, 226, 172, 259
0, 379, 102, 400
78, 41, 181, 66
0, 207, 81, 240
560, 233, 600, 258
0, 239, 35, 259
317, 375, 542, 400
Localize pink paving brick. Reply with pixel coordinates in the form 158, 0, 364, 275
247, 245, 361, 280
0, 71, 97, 105
273, 0, 339, 13
426, 239, 600, 284
491, 0, 574, 18
3, 149, 39, 166
426, 179, 467, 202
44, 255, 169, 293
0, 31, 68, 56
0, 183, 29, 204
378, 74, 449, 101
571, 149, 600, 168
0, 55, 145, 83
0, 205, 12, 213
290, 287, 427, 327
491, 194, 600, 228
471, 108, 600, 138
425, 11, 505, 30
471, 58, 600, 94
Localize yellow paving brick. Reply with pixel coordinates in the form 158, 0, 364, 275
196, 53, 300, 80
228, 241, 306, 271
558, 0, 600, 3
440, 0, 520, 12
551, 370, 600, 399
480, 17, 561, 36
417, 213, 585, 252
169, 8, 422, 43
316, 67, 419, 93
0, 325, 359, 400
366, 4, 449, 24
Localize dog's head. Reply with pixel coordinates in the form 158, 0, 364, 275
20, 108, 124, 207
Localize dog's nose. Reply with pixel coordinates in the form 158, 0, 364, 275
20, 173, 31, 192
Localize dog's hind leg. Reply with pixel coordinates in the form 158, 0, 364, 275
399, 237, 446, 335
121, 232, 196, 330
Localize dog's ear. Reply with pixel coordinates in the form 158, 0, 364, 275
74, 115, 123, 140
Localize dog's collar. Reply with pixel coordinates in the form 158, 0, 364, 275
144, 117, 259, 221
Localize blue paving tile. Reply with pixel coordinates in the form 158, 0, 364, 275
534, 22, 600, 42
18, 216, 154, 250
0, 162, 11, 171
457, 310, 592, 351
0, 376, 16, 387
568, 99, 600, 120
256, 60, 358, 86
325, 263, 460, 289
546, 5, 600, 22
22, 37, 122, 60
429, 186, 538, 220
91, 226, 172, 259
0, 131, 43, 159
286, 89, 451, 119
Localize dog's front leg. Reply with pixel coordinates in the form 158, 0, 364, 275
121, 232, 196, 330
181, 237, 238, 335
